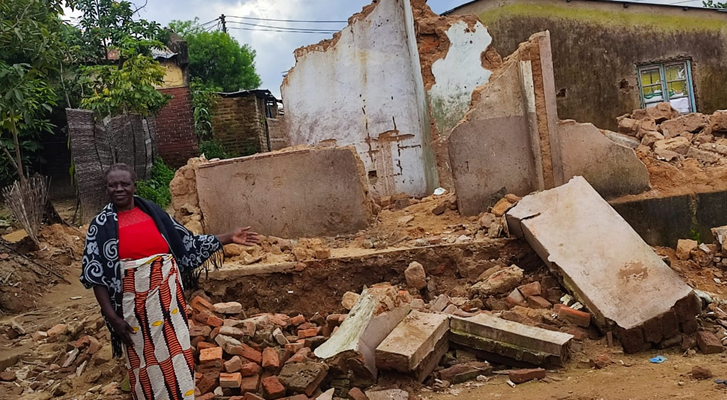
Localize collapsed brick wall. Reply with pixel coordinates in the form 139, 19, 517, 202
212, 96, 269, 156
155, 86, 198, 168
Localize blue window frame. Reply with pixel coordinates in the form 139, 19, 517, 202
637, 60, 696, 113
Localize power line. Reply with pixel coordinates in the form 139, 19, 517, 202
227, 26, 336, 34
199, 18, 219, 27
226, 15, 347, 24
226, 20, 339, 33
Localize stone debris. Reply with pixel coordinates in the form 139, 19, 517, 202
507, 176, 697, 353
508, 368, 546, 384
469, 265, 524, 297
375, 311, 450, 382
405, 262, 428, 290
314, 284, 411, 384
450, 313, 574, 366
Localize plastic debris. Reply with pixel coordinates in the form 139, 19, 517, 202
433, 188, 447, 196
649, 355, 667, 364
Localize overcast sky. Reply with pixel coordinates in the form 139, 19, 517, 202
65, 0, 707, 98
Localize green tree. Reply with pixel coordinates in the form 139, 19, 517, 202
0, 0, 66, 184
169, 19, 261, 92
65, 0, 170, 116
703, 1, 727, 7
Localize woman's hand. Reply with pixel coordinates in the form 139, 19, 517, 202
219, 227, 261, 246
108, 315, 136, 346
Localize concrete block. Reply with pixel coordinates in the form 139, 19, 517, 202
375, 311, 450, 382
196, 146, 373, 238
450, 313, 573, 366
278, 361, 328, 397
506, 176, 695, 351
558, 120, 650, 199
314, 284, 411, 382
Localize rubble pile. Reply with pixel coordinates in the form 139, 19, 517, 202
616, 103, 727, 165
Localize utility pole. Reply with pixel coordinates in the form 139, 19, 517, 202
220, 14, 227, 33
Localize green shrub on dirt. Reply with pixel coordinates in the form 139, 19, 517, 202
198, 140, 237, 160
136, 158, 175, 208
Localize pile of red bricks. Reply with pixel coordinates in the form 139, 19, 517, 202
188, 293, 345, 400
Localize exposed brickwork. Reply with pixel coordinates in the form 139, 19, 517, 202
212, 96, 269, 156
156, 86, 198, 168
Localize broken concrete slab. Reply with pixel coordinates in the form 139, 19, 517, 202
277, 361, 329, 397
375, 311, 449, 382
195, 146, 374, 238
314, 284, 411, 383
712, 226, 727, 252
558, 120, 651, 199
506, 176, 697, 352
450, 313, 573, 367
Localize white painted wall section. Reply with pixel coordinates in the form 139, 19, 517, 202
281, 0, 432, 198
429, 21, 494, 135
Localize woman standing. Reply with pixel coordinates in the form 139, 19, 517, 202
80, 163, 259, 400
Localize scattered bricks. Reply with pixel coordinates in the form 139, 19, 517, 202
527, 296, 552, 309
244, 394, 265, 400
411, 299, 426, 310
216, 335, 243, 355
290, 315, 306, 326
285, 342, 305, 354
674, 292, 702, 324
241, 362, 262, 377
225, 356, 244, 373
303, 336, 328, 350
590, 354, 613, 369
192, 296, 215, 313
32, 331, 48, 341
210, 327, 222, 341
618, 327, 646, 354
198, 342, 218, 351
506, 289, 526, 307
348, 387, 368, 400
220, 326, 246, 339
0, 371, 17, 382
261, 376, 286, 399
681, 318, 699, 334
676, 239, 699, 260
190, 325, 212, 338
557, 306, 591, 328
197, 394, 216, 400
207, 314, 224, 327
263, 347, 281, 371
298, 327, 320, 339
194, 310, 214, 325
285, 395, 309, 400
278, 361, 329, 397
438, 361, 492, 384
214, 302, 243, 315
241, 374, 261, 393
46, 324, 67, 341
197, 372, 219, 394
432, 203, 447, 215
286, 348, 312, 364
690, 365, 713, 380
365, 389, 409, 400
231, 343, 264, 364
200, 347, 223, 363
310, 313, 326, 326
509, 368, 546, 384
405, 261, 427, 290
696, 331, 723, 354
342, 292, 359, 310
274, 328, 289, 346
431, 295, 450, 312
517, 282, 542, 298
220, 372, 243, 388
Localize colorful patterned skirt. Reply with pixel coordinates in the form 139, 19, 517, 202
121, 254, 195, 400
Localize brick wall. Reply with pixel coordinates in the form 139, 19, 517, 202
267, 115, 289, 151
212, 96, 269, 156
156, 86, 198, 168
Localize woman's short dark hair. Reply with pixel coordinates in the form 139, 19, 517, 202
105, 163, 137, 183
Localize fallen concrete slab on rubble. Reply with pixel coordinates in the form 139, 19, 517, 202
506, 176, 699, 353
314, 284, 411, 386
449, 313, 573, 367
375, 311, 450, 382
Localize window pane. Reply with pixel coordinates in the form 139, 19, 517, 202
643, 85, 664, 102
668, 80, 688, 97
640, 69, 661, 86
670, 97, 691, 113
665, 64, 686, 82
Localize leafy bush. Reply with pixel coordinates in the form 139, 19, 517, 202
198, 140, 237, 160
136, 158, 175, 208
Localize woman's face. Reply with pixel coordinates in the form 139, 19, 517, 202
106, 169, 136, 211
